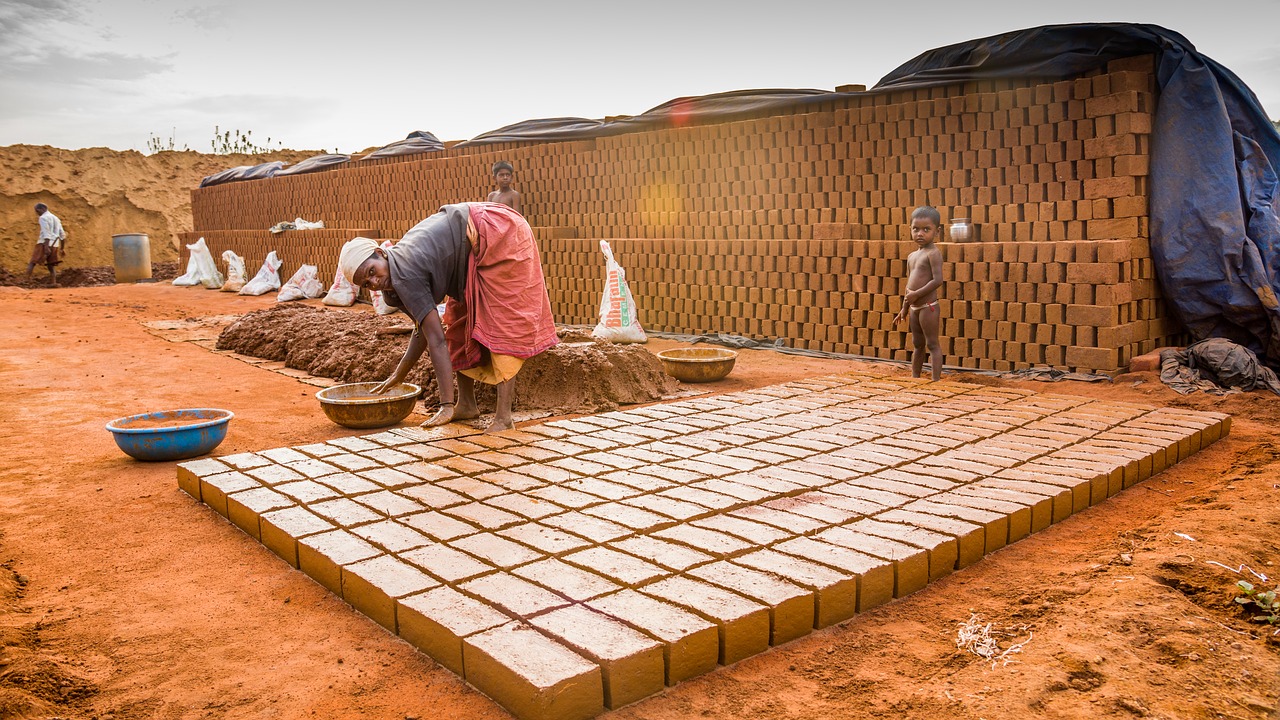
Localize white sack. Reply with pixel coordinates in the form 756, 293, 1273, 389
591, 240, 647, 343
322, 266, 357, 306
220, 250, 247, 292
239, 251, 283, 296
277, 264, 325, 302
172, 237, 225, 289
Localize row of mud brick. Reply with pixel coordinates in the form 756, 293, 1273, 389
190, 57, 1155, 250
180, 229, 1185, 374
173, 375, 1229, 720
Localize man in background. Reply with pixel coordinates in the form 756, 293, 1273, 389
26, 203, 66, 286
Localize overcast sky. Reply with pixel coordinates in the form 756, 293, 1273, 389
1, 0, 1277, 154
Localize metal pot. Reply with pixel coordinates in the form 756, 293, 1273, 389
949, 219, 974, 242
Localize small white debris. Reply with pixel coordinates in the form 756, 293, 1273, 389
955, 614, 1033, 669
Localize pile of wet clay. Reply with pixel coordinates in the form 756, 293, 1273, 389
216, 304, 678, 415
0, 261, 179, 288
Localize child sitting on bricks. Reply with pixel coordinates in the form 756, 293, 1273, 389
486, 161, 522, 213
893, 206, 945, 380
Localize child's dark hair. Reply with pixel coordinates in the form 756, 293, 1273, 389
911, 206, 941, 225
492, 160, 514, 174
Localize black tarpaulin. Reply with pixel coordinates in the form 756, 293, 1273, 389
198, 161, 283, 188
359, 130, 446, 160
276, 153, 350, 176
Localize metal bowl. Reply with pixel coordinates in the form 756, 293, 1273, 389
106, 408, 233, 461
656, 348, 738, 383
316, 382, 421, 429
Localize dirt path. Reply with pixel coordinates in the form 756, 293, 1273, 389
1, 284, 1276, 720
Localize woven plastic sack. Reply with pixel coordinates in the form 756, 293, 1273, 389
322, 266, 356, 306
277, 264, 324, 302
220, 250, 247, 292
591, 240, 646, 343
239, 251, 282, 296
173, 237, 224, 289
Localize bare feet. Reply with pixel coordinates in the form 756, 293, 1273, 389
485, 416, 515, 434
453, 398, 480, 421
421, 405, 454, 427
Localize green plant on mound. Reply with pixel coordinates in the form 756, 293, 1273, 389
212, 126, 284, 155
1235, 580, 1280, 626
147, 127, 189, 153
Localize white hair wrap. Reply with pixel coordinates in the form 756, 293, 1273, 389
338, 237, 379, 282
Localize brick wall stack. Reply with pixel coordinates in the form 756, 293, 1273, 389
186, 54, 1186, 373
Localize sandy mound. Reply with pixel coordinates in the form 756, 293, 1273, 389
216, 305, 678, 415
0, 145, 314, 273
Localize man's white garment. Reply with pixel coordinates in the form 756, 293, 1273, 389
39, 212, 65, 248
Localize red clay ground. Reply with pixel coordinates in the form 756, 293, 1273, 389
1, 283, 1277, 720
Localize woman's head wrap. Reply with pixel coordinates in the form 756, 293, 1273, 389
338, 237, 379, 281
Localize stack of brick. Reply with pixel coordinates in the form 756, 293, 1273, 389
186, 54, 1185, 373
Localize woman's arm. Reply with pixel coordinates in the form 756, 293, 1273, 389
418, 309, 454, 405
417, 308, 460, 426
371, 326, 427, 394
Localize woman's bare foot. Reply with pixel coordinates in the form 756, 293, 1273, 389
453, 398, 480, 421
485, 416, 515, 434
421, 405, 454, 427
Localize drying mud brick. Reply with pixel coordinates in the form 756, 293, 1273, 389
176, 458, 229, 500
733, 549, 859, 628
463, 622, 604, 720
198, 471, 259, 518
642, 576, 771, 665
687, 561, 814, 645
225, 487, 293, 540
774, 536, 897, 612
397, 586, 510, 676
177, 372, 1229, 720
259, 506, 335, 567
528, 605, 665, 709
340, 554, 439, 632
586, 590, 719, 685
296, 529, 380, 594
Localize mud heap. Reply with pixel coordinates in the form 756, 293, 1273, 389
216, 305, 678, 415
0, 261, 180, 288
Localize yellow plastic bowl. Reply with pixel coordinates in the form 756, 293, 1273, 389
316, 382, 421, 429
656, 348, 738, 383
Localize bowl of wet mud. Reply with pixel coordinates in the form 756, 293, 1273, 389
316, 382, 421, 429
106, 408, 234, 461
656, 347, 738, 383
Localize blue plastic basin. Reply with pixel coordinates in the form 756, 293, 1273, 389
106, 408, 233, 461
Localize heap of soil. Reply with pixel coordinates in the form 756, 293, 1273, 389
0, 144, 314, 273
0, 261, 180, 288
216, 304, 678, 415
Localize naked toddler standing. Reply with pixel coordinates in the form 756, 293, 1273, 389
893, 206, 945, 380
